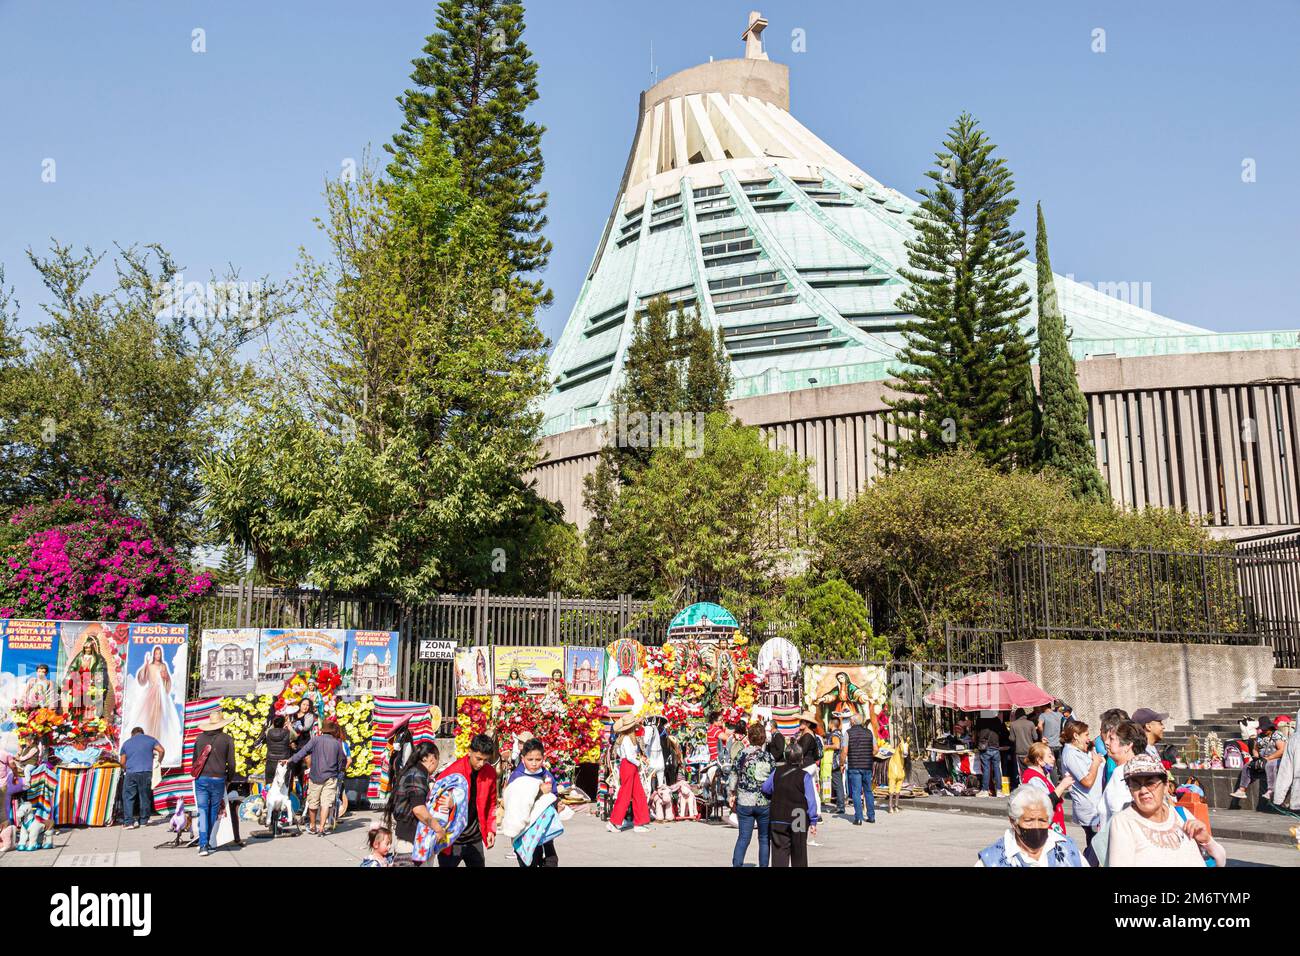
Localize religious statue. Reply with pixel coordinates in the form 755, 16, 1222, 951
504, 668, 527, 691
714, 651, 736, 712
541, 668, 567, 716
64, 635, 114, 721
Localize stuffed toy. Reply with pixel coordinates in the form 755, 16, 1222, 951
1238, 717, 1259, 741
667, 780, 698, 820
0, 822, 14, 852
15, 802, 52, 851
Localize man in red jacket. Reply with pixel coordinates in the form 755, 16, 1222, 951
436, 732, 498, 867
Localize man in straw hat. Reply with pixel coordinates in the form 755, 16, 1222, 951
192, 710, 236, 857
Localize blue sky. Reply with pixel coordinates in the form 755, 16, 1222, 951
1, 0, 1296, 347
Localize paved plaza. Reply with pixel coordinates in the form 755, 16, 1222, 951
3, 805, 1297, 868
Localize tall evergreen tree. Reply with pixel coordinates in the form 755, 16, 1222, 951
389, 0, 552, 308
886, 114, 1033, 469
1034, 203, 1108, 500
683, 308, 733, 413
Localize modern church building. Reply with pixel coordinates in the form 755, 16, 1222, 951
531, 12, 1300, 538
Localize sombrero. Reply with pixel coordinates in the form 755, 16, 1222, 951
199, 712, 231, 732
612, 713, 643, 734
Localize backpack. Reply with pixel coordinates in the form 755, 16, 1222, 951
1224, 743, 1244, 770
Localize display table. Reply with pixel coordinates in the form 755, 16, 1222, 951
26, 763, 121, 827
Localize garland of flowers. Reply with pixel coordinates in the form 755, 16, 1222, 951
644, 633, 759, 729
271, 664, 343, 716
490, 685, 607, 783
455, 696, 492, 758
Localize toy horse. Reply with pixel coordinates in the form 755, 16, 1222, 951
886, 740, 909, 813
15, 801, 52, 851
263, 761, 298, 837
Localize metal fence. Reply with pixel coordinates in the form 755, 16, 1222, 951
946, 535, 1300, 668
189, 585, 724, 730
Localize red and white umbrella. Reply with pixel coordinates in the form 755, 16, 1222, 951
923, 670, 1053, 713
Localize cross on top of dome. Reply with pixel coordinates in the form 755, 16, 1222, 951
741, 11, 768, 60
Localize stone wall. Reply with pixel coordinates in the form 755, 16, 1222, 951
1000, 639, 1277, 731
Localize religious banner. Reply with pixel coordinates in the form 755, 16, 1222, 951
57, 621, 129, 732
455, 646, 493, 697
256, 629, 345, 694
198, 628, 260, 697
564, 645, 605, 698
122, 623, 189, 767
0, 618, 61, 711
603, 638, 646, 718
493, 646, 565, 696
755, 638, 802, 709
344, 629, 400, 696
804, 664, 889, 734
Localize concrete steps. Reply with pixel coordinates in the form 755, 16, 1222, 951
1161, 688, 1300, 752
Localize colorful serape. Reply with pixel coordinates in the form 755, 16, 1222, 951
153, 696, 222, 812
771, 705, 802, 739
25, 765, 59, 820
369, 698, 431, 799
53, 765, 121, 826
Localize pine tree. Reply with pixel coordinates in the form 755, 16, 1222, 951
886, 114, 1033, 469
683, 307, 733, 413
217, 544, 248, 585
389, 0, 552, 308
1034, 203, 1108, 501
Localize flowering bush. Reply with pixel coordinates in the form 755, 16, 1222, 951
0, 485, 212, 622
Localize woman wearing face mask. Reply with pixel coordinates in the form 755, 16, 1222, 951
1107, 754, 1225, 867
1020, 742, 1073, 836
975, 786, 1084, 867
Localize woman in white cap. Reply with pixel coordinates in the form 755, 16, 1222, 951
606, 714, 650, 833
1107, 753, 1225, 867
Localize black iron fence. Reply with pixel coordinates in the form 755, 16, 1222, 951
947, 535, 1300, 668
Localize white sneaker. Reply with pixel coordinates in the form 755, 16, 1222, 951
1229, 789, 1249, 799
633, 825, 650, 833
606, 822, 619, 833
198, 848, 211, 857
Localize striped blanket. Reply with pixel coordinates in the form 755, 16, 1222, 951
369, 698, 432, 799
153, 697, 223, 812
54, 765, 121, 826
771, 705, 802, 739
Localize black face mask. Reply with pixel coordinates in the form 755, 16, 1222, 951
1017, 825, 1050, 851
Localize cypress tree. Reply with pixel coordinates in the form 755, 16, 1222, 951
389, 0, 552, 308
1034, 203, 1108, 500
682, 306, 733, 414
886, 114, 1033, 469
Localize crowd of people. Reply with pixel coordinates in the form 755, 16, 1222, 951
971, 702, 1236, 867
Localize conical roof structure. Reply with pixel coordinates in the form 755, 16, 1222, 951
540, 12, 1218, 437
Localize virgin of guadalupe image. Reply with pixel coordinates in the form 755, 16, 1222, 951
125, 646, 181, 751
63, 633, 117, 721
474, 649, 488, 689
816, 670, 874, 734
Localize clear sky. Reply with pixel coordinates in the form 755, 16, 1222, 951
2, 0, 1297, 349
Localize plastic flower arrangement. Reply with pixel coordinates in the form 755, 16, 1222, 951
220, 694, 273, 776
455, 696, 492, 757
334, 695, 375, 778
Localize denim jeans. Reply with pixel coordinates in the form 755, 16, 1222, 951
194, 777, 226, 852
846, 767, 876, 823
121, 771, 154, 825
732, 803, 771, 867
980, 750, 1002, 795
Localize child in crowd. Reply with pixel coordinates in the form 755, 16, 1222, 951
508, 738, 561, 867
361, 824, 392, 867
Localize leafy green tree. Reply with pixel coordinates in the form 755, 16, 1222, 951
1034, 203, 1108, 500
814, 450, 1224, 657
202, 132, 552, 600
887, 114, 1033, 469
582, 297, 735, 596
769, 572, 887, 660
591, 414, 812, 612
389, 0, 551, 309
0, 244, 274, 552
